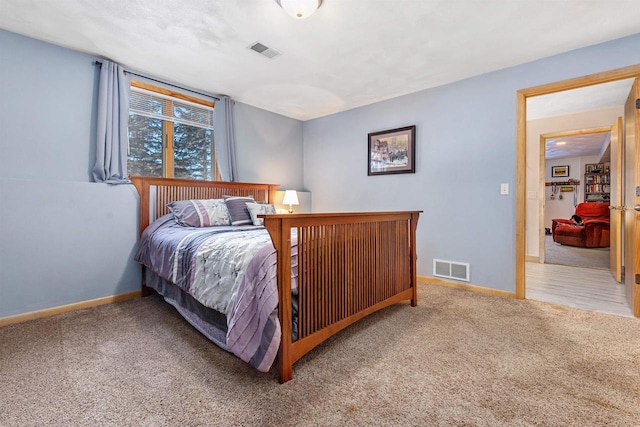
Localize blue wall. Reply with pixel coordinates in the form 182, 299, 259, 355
0, 30, 304, 318
235, 102, 304, 190
303, 33, 640, 292
1, 27, 638, 316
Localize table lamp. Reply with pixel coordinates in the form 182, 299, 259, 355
282, 190, 299, 214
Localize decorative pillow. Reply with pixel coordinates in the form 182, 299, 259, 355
246, 202, 276, 226
167, 199, 230, 227
223, 196, 255, 226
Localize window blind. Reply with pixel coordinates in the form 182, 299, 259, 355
130, 87, 214, 130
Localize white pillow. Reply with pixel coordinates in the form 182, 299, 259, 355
246, 202, 276, 226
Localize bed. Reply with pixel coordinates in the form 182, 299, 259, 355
131, 176, 421, 383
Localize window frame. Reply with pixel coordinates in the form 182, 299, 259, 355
129, 80, 219, 180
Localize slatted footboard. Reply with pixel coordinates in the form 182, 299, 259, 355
262, 211, 420, 383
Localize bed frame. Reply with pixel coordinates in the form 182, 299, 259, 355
131, 176, 421, 383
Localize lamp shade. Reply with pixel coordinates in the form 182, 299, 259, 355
282, 190, 299, 205
277, 0, 322, 19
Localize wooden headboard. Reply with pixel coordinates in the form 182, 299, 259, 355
130, 176, 279, 234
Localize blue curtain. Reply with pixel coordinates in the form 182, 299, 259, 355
213, 96, 238, 182
92, 60, 130, 184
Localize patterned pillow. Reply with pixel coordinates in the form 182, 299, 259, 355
246, 202, 276, 226
167, 199, 230, 227
223, 196, 255, 226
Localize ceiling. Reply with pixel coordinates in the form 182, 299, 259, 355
545, 132, 610, 161
527, 79, 635, 121
0, 0, 639, 121
529, 78, 635, 160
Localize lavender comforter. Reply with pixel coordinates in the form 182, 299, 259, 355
135, 214, 297, 372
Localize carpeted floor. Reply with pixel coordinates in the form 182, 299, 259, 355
1, 282, 639, 426
544, 235, 610, 270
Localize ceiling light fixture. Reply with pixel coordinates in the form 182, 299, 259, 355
556, 141, 567, 145
276, 0, 322, 19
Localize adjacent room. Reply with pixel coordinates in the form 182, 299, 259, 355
525, 81, 636, 317
1, 1, 639, 425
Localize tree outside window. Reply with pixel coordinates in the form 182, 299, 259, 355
127, 81, 219, 180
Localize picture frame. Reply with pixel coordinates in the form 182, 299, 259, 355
551, 165, 569, 178
585, 163, 603, 173
560, 186, 574, 192
368, 125, 416, 176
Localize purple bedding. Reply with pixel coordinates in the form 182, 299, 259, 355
135, 214, 298, 372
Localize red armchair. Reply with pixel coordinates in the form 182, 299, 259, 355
552, 202, 610, 248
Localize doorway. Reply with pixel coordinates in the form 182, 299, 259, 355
515, 65, 640, 318
541, 127, 612, 270
531, 125, 627, 315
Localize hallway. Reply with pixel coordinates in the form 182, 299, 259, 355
526, 262, 633, 317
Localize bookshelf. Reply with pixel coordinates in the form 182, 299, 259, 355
584, 172, 610, 202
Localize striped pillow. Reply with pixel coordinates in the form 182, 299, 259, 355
223, 196, 255, 226
168, 199, 230, 227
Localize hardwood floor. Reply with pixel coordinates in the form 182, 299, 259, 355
526, 262, 634, 318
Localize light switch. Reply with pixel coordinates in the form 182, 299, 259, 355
500, 183, 509, 195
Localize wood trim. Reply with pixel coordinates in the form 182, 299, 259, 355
526, 256, 540, 263
541, 127, 612, 139
519, 64, 640, 97
539, 135, 546, 263
0, 291, 141, 328
418, 275, 517, 298
516, 91, 527, 299
516, 64, 640, 303
131, 80, 214, 107
163, 100, 174, 177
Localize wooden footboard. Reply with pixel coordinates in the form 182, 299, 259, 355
130, 177, 420, 383
262, 211, 420, 383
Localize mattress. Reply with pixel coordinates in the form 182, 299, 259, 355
135, 214, 298, 372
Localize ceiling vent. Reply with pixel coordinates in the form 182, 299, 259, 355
247, 42, 281, 59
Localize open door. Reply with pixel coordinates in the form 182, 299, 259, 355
623, 78, 640, 317
609, 117, 623, 282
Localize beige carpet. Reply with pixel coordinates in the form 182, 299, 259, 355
1, 282, 639, 427
545, 235, 610, 270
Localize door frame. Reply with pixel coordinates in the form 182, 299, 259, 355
538, 127, 612, 264
515, 64, 640, 302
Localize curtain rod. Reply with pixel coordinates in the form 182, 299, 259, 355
93, 61, 220, 101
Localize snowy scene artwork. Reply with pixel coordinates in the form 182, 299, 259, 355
368, 125, 416, 176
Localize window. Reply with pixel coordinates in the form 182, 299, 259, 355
128, 81, 219, 180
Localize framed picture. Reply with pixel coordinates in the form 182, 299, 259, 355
585, 163, 603, 173
560, 186, 574, 192
368, 125, 416, 176
551, 165, 569, 177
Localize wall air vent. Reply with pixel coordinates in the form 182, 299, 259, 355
433, 259, 470, 282
247, 42, 281, 59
